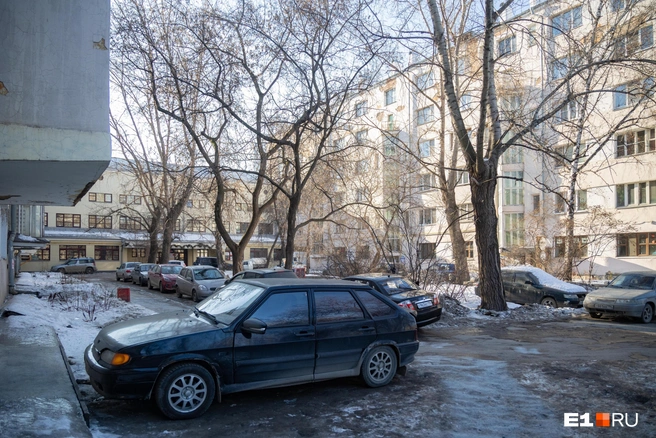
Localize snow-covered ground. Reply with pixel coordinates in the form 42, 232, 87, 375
4, 272, 586, 381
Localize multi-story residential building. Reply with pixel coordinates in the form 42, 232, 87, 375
1, 1, 111, 301
20, 159, 282, 272
311, 0, 656, 279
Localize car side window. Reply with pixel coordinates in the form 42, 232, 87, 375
250, 292, 309, 327
355, 290, 395, 318
501, 272, 514, 283
314, 291, 365, 324
515, 273, 532, 284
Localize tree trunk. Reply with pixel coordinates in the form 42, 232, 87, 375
471, 170, 506, 311
284, 196, 300, 270
442, 190, 471, 284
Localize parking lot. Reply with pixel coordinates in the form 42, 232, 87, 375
77, 272, 656, 437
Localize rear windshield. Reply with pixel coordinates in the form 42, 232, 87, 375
161, 266, 183, 275
266, 271, 297, 278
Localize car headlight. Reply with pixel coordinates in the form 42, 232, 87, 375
616, 298, 640, 304
100, 349, 131, 366
198, 284, 208, 291
563, 294, 579, 300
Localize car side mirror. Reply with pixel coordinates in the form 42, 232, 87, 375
241, 318, 267, 335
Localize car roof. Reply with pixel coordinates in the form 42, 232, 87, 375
343, 273, 403, 281
238, 278, 373, 289
189, 265, 218, 270
235, 268, 294, 275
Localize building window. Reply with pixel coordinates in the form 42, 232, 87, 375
611, 0, 626, 12
457, 170, 470, 185
555, 100, 578, 123
417, 71, 434, 90
497, 35, 516, 56
532, 195, 541, 212
89, 215, 112, 229
577, 190, 587, 211
237, 222, 249, 234
385, 88, 396, 106
502, 145, 524, 164
250, 248, 268, 258
555, 236, 588, 258
460, 94, 472, 110
131, 248, 147, 258
418, 174, 435, 191
383, 136, 398, 156
503, 171, 523, 206
198, 200, 207, 209
44, 212, 48, 227
613, 78, 654, 110
355, 129, 368, 144
416, 106, 434, 125
550, 56, 570, 80
187, 219, 205, 232
59, 245, 86, 260
56, 213, 81, 228
119, 195, 141, 205
617, 233, 656, 256
419, 139, 434, 158
386, 114, 396, 130
465, 241, 474, 259
89, 192, 112, 203
419, 208, 436, 225
504, 213, 524, 247
95, 245, 119, 261
355, 101, 366, 117
258, 223, 274, 235
119, 216, 143, 230
35, 245, 51, 261
356, 245, 370, 259
419, 242, 435, 260
459, 203, 474, 221
617, 179, 656, 207
616, 128, 656, 157
555, 192, 566, 213
552, 6, 582, 37
615, 25, 654, 58
186, 200, 193, 208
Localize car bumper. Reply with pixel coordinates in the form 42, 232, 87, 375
416, 307, 442, 327
84, 345, 158, 400
559, 299, 584, 308
584, 302, 644, 318
397, 340, 420, 367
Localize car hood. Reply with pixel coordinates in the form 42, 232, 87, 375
587, 287, 655, 300
196, 279, 226, 288
92, 311, 216, 351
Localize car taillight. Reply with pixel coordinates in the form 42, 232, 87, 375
398, 300, 414, 311
433, 295, 440, 306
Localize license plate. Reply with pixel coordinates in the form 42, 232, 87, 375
596, 303, 614, 310
416, 300, 432, 309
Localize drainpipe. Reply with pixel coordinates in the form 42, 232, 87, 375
8, 205, 17, 294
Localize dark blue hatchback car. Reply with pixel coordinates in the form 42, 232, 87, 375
85, 278, 419, 420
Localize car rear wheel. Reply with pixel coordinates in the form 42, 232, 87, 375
361, 346, 397, 388
589, 312, 602, 319
191, 290, 198, 302
57, 268, 66, 274
640, 304, 653, 324
154, 363, 215, 420
176, 287, 182, 298
85, 267, 94, 274
540, 297, 558, 308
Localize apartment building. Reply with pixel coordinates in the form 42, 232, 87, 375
20, 159, 282, 272
314, 0, 656, 279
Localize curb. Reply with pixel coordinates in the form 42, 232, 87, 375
54, 331, 91, 428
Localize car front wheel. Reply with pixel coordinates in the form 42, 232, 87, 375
154, 363, 215, 420
85, 267, 94, 274
589, 312, 602, 319
361, 346, 397, 388
640, 304, 653, 324
540, 297, 558, 308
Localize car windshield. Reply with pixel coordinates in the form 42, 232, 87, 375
379, 277, 417, 294
609, 273, 656, 290
161, 266, 183, 275
196, 282, 265, 325
195, 268, 223, 280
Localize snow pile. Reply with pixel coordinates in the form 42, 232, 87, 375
6, 272, 154, 380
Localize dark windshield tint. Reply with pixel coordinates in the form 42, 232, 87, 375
610, 273, 656, 290
250, 292, 308, 327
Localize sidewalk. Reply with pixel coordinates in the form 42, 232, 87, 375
0, 274, 92, 437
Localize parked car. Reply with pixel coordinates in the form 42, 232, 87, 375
583, 271, 656, 323
115, 262, 140, 282
222, 268, 297, 286
342, 273, 442, 327
496, 266, 587, 308
167, 260, 186, 267
193, 257, 218, 268
176, 266, 227, 302
84, 278, 419, 420
148, 264, 184, 292
50, 257, 97, 274
132, 263, 157, 286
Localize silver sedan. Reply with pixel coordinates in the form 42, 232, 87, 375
175, 266, 226, 302
583, 271, 656, 323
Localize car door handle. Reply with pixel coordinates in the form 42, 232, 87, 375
295, 330, 315, 337
359, 326, 375, 332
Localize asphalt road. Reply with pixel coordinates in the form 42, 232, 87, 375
80, 273, 656, 437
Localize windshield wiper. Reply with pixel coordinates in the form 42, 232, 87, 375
194, 307, 218, 325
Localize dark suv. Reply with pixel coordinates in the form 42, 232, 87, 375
50, 257, 97, 274
193, 257, 218, 268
